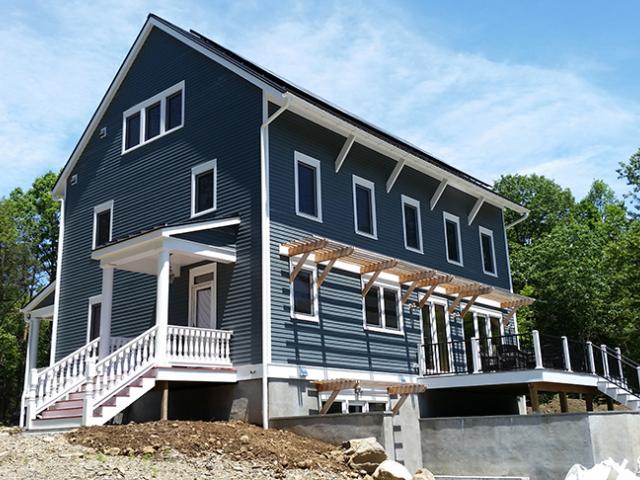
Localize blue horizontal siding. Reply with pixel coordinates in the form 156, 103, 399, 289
56, 26, 262, 363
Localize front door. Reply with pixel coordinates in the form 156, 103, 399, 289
189, 265, 216, 329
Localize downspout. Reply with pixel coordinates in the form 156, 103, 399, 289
259, 93, 290, 429
505, 209, 529, 230
49, 188, 66, 365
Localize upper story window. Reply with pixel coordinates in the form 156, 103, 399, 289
443, 211, 463, 266
479, 226, 497, 276
401, 195, 423, 254
290, 261, 318, 322
87, 295, 102, 342
363, 282, 402, 334
93, 201, 113, 249
191, 159, 217, 218
122, 81, 185, 153
294, 151, 322, 222
352, 176, 377, 239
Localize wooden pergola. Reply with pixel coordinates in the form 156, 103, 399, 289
314, 379, 427, 415
281, 236, 534, 317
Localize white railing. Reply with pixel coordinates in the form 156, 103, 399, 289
167, 326, 232, 365
89, 326, 158, 408
109, 336, 132, 353
27, 337, 100, 417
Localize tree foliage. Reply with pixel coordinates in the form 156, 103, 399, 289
0, 172, 58, 425
617, 148, 640, 217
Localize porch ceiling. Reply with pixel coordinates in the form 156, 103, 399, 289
92, 217, 240, 275
280, 236, 534, 313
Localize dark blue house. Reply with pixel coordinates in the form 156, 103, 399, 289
22, 14, 565, 436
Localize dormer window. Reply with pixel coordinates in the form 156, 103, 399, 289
122, 81, 184, 153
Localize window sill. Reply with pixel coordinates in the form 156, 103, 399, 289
363, 325, 404, 336
355, 230, 378, 240
295, 211, 323, 223
292, 313, 319, 323
121, 124, 183, 155
446, 258, 464, 267
404, 245, 423, 255
482, 270, 498, 278
191, 206, 217, 219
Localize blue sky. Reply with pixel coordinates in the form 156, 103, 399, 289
0, 0, 638, 198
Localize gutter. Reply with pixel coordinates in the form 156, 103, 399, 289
506, 210, 530, 230
259, 94, 291, 429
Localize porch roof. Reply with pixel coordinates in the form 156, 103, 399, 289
280, 236, 534, 317
92, 217, 240, 275
21, 280, 56, 319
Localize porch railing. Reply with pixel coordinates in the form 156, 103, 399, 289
419, 330, 640, 397
167, 326, 233, 365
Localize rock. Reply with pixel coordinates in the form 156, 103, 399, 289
372, 460, 413, 480
141, 445, 155, 455
344, 437, 387, 474
105, 447, 121, 456
239, 434, 250, 444
413, 468, 435, 480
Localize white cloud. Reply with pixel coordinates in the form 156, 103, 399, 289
0, 0, 637, 198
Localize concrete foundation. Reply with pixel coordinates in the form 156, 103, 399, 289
420, 411, 640, 480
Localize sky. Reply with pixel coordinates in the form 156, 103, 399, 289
0, 0, 638, 199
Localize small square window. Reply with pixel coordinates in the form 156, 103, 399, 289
145, 102, 161, 140
93, 201, 113, 249
443, 212, 463, 266
353, 176, 377, 238
125, 113, 140, 149
294, 152, 322, 222
479, 227, 497, 276
166, 91, 183, 130
191, 160, 217, 217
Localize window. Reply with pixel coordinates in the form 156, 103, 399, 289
93, 201, 113, 249
86, 295, 102, 342
191, 160, 217, 217
294, 151, 322, 222
290, 262, 318, 321
443, 212, 463, 266
368, 402, 387, 412
348, 403, 364, 413
322, 401, 343, 414
401, 195, 423, 253
479, 226, 497, 276
352, 176, 377, 238
363, 283, 402, 333
122, 81, 184, 153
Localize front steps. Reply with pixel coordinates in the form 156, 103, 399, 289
597, 379, 640, 411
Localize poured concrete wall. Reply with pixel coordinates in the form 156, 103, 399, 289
420, 411, 640, 480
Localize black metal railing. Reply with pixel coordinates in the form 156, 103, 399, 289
421, 340, 471, 375
479, 334, 536, 373
539, 333, 566, 370
566, 338, 590, 374
599, 345, 640, 395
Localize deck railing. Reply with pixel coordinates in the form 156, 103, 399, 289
420, 330, 640, 397
167, 326, 233, 365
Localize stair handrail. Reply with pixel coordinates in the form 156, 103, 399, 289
88, 325, 159, 412
27, 336, 100, 416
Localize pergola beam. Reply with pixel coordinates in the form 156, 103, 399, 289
386, 159, 406, 193
459, 294, 479, 318
430, 179, 448, 210
360, 259, 398, 275
419, 284, 439, 308
335, 134, 356, 172
284, 238, 328, 257
316, 247, 354, 287
446, 286, 493, 314
289, 251, 312, 283
467, 197, 485, 225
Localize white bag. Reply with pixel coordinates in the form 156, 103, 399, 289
565, 459, 639, 480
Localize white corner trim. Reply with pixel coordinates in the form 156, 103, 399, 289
49, 191, 65, 365
190, 159, 218, 218
400, 194, 423, 254
92, 200, 114, 250
294, 151, 323, 223
352, 175, 378, 240
443, 211, 463, 267
479, 226, 498, 277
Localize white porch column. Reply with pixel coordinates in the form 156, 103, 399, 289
155, 249, 170, 364
20, 316, 40, 427
561, 336, 572, 372
471, 337, 482, 373
586, 341, 596, 374
98, 265, 114, 358
532, 330, 544, 369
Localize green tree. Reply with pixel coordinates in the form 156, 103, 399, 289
617, 148, 640, 217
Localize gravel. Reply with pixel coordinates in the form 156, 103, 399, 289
0, 427, 358, 479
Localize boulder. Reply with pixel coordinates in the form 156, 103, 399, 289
344, 437, 388, 474
372, 460, 413, 480
412, 468, 435, 480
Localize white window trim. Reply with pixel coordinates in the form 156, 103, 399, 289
122, 81, 185, 154
294, 151, 323, 223
191, 159, 218, 218
188, 263, 217, 329
443, 211, 463, 267
289, 258, 319, 322
92, 200, 114, 250
478, 226, 498, 277
401, 194, 423, 254
352, 175, 378, 239
362, 279, 404, 335
86, 294, 102, 343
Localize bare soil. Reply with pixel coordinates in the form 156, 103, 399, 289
66, 420, 349, 474
528, 395, 627, 414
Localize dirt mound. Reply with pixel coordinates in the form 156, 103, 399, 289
66, 420, 349, 473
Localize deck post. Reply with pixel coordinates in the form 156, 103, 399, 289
585, 393, 594, 412
471, 337, 482, 373
606, 397, 614, 411
528, 383, 539, 413
532, 330, 543, 369
159, 381, 169, 421
561, 336, 572, 372
559, 392, 569, 413
615, 347, 623, 381
600, 344, 610, 377
98, 265, 114, 358
21, 317, 40, 427
636, 366, 640, 389
25, 368, 38, 430
417, 343, 425, 376
586, 341, 596, 374
82, 359, 96, 426
155, 249, 170, 365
